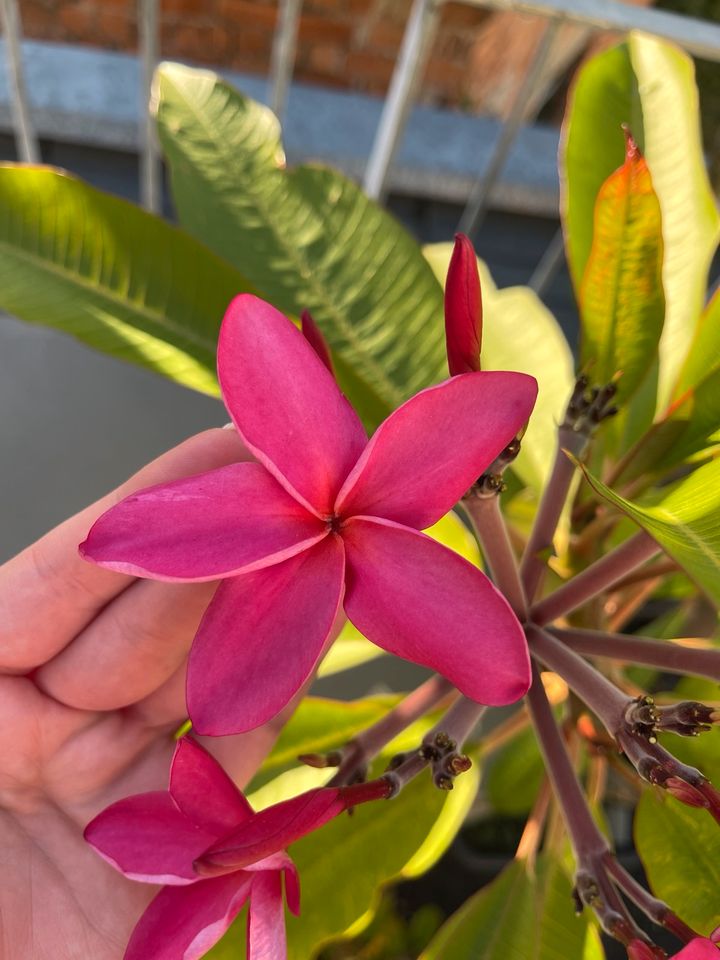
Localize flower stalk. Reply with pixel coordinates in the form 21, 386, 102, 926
463, 492, 527, 617
325, 674, 457, 786
528, 625, 630, 737
551, 627, 720, 682
531, 530, 661, 626
525, 665, 642, 942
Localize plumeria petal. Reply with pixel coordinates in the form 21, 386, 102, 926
83, 792, 216, 885
301, 308, 334, 375
218, 295, 367, 516
187, 536, 345, 735
195, 788, 346, 875
673, 941, 720, 959
343, 517, 530, 705
246, 871, 287, 960
335, 372, 537, 530
445, 233, 483, 376
170, 738, 254, 835
124, 874, 253, 960
81, 462, 327, 581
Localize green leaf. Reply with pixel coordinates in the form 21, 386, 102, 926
485, 724, 545, 816
579, 135, 664, 402
421, 856, 604, 960
424, 244, 574, 491
562, 42, 640, 294
0, 164, 254, 395
253, 694, 399, 788
562, 35, 720, 411
629, 35, 720, 410
635, 789, 720, 933
320, 509, 481, 678
579, 458, 720, 606
677, 283, 720, 396
210, 760, 479, 960
155, 62, 449, 429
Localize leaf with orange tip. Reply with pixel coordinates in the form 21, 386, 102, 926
579, 129, 665, 402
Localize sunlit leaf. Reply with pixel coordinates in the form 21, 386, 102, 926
630, 35, 720, 409
635, 789, 720, 933
579, 458, 720, 605
677, 283, 720, 397
562, 34, 720, 412
424, 244, 574, 491
0, 165, 254, 394
155, 62, 449, 430
579, 133, 664, 402
485, 724, 545, 816
253, 694, 399, 788
421, 855, 604, 959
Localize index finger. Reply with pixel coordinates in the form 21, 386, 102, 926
0, 428, 250, 673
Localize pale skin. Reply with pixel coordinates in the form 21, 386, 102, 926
0, 429, 286, 960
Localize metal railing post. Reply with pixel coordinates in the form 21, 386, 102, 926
269, 0, 303, 120
458, 16, 560, 237
363, 0, 441, 202
139, 0, 161, 213
0, 0, 39, 163
529, 226, 566, 296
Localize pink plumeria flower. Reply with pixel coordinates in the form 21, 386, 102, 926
671, 940, 720, 958
445, 233, 483, 376
82, 294, 537, 734
85, 738, 387, 960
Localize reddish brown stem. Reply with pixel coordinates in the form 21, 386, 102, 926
531, 531, 661, 626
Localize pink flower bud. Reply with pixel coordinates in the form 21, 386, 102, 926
445, 233, 482, 376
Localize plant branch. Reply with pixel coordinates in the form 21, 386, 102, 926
384, 697, 486, 796
463, 494, 526, 617
551, 627, 720, 682
528, 626, 630, 737
602, 855, 698, 944
520, 431, 584, 601
526, 665, 643, 942
326, 675, 457, 786
525, 664, 608, 860
531, 531, 661, 626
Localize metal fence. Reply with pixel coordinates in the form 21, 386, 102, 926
3, 0, 720, 295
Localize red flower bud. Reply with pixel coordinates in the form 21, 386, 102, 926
301, 308, 334, 374
444, 233, 482, 376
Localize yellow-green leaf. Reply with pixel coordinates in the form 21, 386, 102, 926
155, 62, 449, 430
0, 165, 254, 394
579, 133, 664, 401
421, 856, 603, 960
562, 35, 720, 413
580, 458, 720, 605
635, 789, 720, 933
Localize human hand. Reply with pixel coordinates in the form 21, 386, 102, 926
0, 429, 285, 960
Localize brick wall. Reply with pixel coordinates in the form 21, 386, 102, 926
19, 0, 653, 116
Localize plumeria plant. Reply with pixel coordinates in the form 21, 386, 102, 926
2, 26, 720, 960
